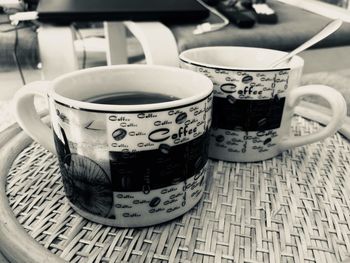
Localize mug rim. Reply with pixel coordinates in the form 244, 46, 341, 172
179, 46, 304, 71
49, 64, 213, 113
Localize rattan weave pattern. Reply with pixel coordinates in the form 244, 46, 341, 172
5, 116, 350, 263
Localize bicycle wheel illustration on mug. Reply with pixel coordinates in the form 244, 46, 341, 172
180, 46, 347, 162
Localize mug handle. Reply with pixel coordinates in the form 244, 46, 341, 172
13, 81, 56, 154
279, 85, 347, 151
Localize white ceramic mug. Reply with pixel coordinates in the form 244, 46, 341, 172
13, 65, 213, 227
180, 46, 347, 162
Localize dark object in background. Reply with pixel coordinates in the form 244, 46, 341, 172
35, 0, 209, 25
216, 0, 256, 28
23, 0, 40, 11
241, 0, 278, 24
201, 0, 221, 6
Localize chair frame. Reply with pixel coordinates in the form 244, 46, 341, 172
37, 21, 179, 80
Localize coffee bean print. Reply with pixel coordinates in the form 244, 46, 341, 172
159, 144, 171, 154
227, 95, 236, 104
242, 75, 253, 83
112, 128, 127, 141
176, 112, 187, 124
264, 138, 272, 145
149, 197, 161, 207
216, 135, 225, 143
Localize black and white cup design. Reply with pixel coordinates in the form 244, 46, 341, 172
51, 95, 212, 227
180, 46, 347, 162
13, 65, 213, 227
200, 68, 288, 161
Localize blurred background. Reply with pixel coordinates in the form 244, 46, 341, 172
1, 0, 350, 130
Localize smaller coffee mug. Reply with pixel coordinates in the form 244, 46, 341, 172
180, 46, 347, 162
13, 65, 213, 227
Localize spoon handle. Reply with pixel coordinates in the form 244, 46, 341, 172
270, 19, 343, 68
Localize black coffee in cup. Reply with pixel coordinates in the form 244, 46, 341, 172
86, 92, 179, 105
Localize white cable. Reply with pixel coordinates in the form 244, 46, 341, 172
9, 11, 38, 22
193, 0, 230, 35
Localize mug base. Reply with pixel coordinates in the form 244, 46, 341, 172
67, 190, 204, 228
208, 151, 281, 163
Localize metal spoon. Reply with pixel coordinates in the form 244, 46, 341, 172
269, 19, 343, 68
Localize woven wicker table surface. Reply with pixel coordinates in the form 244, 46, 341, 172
1, 105, 350, 263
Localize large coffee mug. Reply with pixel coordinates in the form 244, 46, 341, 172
13, 65, 213, 227
179, 46, 347, 162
